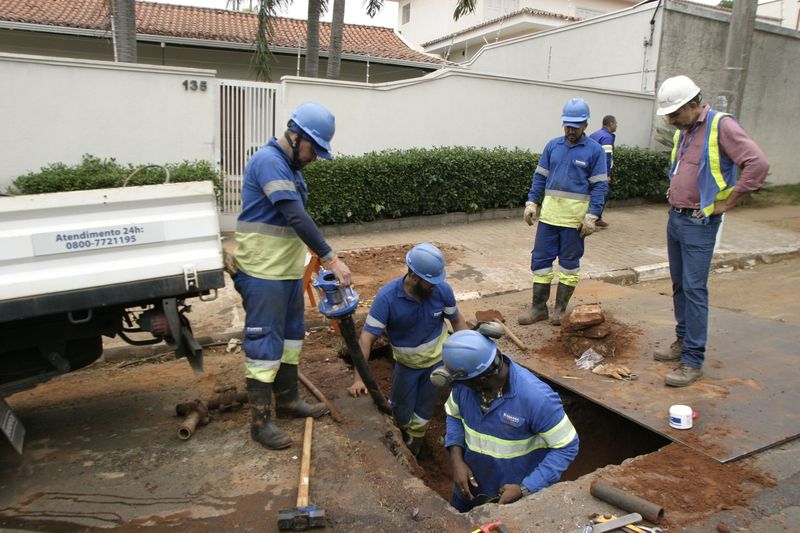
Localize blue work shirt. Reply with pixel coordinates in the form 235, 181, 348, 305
363, 276, 459, 369
589, 127, 615, 177
528, 134, 608, 227
445, 356, 579, 502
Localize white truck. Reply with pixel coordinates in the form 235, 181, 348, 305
0, 181, 225, 452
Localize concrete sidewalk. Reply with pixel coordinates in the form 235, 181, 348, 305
324, 203, 800, 300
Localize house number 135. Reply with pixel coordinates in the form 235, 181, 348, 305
182, 80, 207, 91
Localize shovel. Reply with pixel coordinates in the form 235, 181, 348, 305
475, 310, 527, 351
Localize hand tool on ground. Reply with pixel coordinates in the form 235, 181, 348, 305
470, 520, 510, 533
474, 310, 527, 350
592, 513, 664, 533
571, 512, 643, 533
590, 481, 665, 524
313, 269, 391, 415
298, 369, 344, 423
278, 417, 325, 530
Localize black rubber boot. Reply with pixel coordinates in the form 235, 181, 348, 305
274, 363, 329, 419
549, 283, 576, 326
518, 282, 551, 325
246, 378, 291, 450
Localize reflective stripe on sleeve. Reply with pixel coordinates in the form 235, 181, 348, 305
365, 314, 386, 330
541, 414, 578, 449
535, 165, 550, 177
602, 144, 614, 154
445, 393, 461, 419
263, 179, 296, 196
444, 306, 457, 316
589, 174, 609, 183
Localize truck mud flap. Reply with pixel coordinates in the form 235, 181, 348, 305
163, 298, 203, 373
1, 396, 25, 454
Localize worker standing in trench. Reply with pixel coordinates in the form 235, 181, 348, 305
653, 75, 769, 387
435, 329, 579, 512
519, 98, 609, 327
232, 102, 352, 449
347, 243, 468, 456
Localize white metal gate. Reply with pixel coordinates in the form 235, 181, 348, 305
218, 80, 281, 215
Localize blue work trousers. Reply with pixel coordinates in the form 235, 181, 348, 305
531, 222, 584, 275
233, 272, 305, 372
390, 361, 442, 437
666, 210, 723, 369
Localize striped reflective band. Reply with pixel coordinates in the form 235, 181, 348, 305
602, 144, 614, 154
365, 314, 385, 330
535, 165, 550, 177
245, 357, 281, 382
236, 221, 298, 238
545, 190, 590, 202
262, 179, 296, 196
445, 393, 461, 419
559, 266, 579, 275
463, 414, 577, 458
464, 424, 547, 459
392, 324, 448, 368
444, 306, 457, 315
589, 173, 609, 183
405, 412, 431, 438
541, 414, 578, 449
281, 339, 303, 365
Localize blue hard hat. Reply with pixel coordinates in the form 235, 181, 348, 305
289, 102, 336, 160
442, 330, 498, 381
406, 243, 446, 285
561, 98, 590, 125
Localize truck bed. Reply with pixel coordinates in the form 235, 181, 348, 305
0, 182, 224, 319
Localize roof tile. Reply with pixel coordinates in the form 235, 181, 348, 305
0, 0, 445, 65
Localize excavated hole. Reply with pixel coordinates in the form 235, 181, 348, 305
342, 344, 669, 503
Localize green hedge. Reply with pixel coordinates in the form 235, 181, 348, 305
8, 154, 221, 195
304, 146, 670, 225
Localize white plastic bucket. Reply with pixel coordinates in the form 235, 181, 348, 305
669, 404, 693, 429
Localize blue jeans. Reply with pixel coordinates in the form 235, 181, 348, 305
666, 210, 722, 369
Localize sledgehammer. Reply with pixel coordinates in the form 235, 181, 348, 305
278, 417, 325, 530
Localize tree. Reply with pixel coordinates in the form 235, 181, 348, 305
452, 0, 476, 21
305, 0, 325, 77
108, 0, 137, 63
254, 1, 293, 81
326, 0, 345, 79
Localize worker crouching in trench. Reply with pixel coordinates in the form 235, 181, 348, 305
432, 329, 579, 512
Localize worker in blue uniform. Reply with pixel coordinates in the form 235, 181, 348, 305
589, 115, 617, 228
348, 243, 468, 456
233, 102, 352, 450
519, 98, 609, 327
436, 329, 579, 512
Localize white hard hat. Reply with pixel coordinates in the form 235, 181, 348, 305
656, 75, 701, 116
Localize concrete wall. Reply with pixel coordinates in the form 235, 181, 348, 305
278, 68, 655, 158
0, 53, 216, 190
658, 2, 800, 185
0, 29, 434, 84
467, 1, 663, 93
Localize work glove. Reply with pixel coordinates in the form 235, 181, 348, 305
523, 201, 541, 226
592, 364, 637, 381
579, 213, 599, 238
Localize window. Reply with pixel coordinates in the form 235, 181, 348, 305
401, 3, 411, 25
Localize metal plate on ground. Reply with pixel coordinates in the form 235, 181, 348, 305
511, 281, 799, 463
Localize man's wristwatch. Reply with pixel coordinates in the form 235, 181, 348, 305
520, 485, 532, 497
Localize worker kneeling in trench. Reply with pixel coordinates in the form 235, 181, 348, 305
432, 329, 579, 512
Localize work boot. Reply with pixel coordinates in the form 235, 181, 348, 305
596, 218, 609, 228
274, 363, 329, 419
246, 378, 291, 450
664, 364, 704, 387
654, 338, 683, 362
549, 283, 576, 326
405, 434, 424, 457
518, 283, 551, 325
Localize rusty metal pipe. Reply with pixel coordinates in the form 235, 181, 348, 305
176, 401, 209, 440
590, 481, 665, 524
